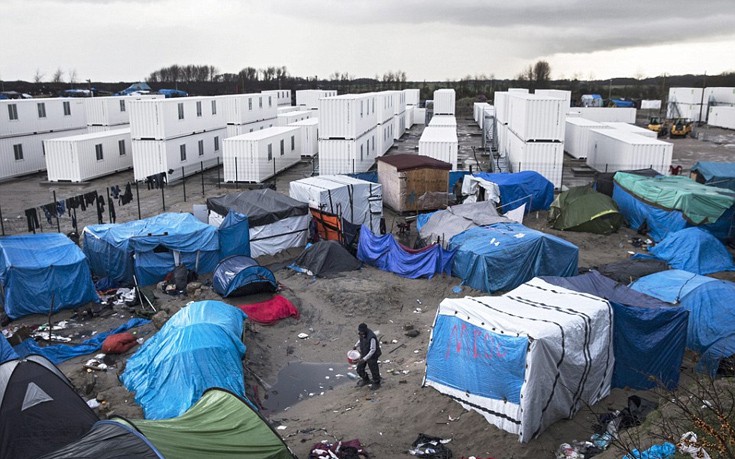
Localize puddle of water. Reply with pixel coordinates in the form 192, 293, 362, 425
261, 361, 353, 413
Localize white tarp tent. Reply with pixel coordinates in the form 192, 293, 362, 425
423, 278, 614, 442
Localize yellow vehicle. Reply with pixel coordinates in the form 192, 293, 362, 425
647, 117, 669, 137
669, 118, 693, 138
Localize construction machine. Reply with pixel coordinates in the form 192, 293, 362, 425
669, 118, 693, 138
647, 116, 668, 137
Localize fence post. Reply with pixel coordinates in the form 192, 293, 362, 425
0, 201, 4, 236
161, 179, 166, 212
52, 190, 61, 233
106, 187, 113, 223
182, 166, 187, 202
235, 156, 239, 189
217, 157, 221, 188
200, 161, 205, 196
135, 181, 142, 220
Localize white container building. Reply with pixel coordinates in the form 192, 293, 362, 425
413, 108, 426, 125
669, 87, 704, 105
391, 91, 406, 115
404, 88, 420, 106
602, 122, 657, 139
497, 123, 509, 157
377, 120, 394, 156
84, 94, 162, 127
277, 106, 300, 115
708, 106, 735, 130
418, 126, 458, 170
666, 103, 705, 122
508, 88, 529, 94
564, 118, 612, 159
225, 119, 276, 138
296, 90, 337, 110
587, 129, 673, 175
429, 115, 457, 128
535, 89, 571, 110
474, 102, 491, 125
318, 93, 377, 140
131, 128, 226, 181
261, 89, 292, 106
220, 93, 278, 126
222, 126, 302, 183
507, 131, 565, 189
318, 127, 377, 175
44, 128, 132, 182
129, 97, 226, 140
289, 118, 319, 157
393, 110, 406, 140
704, 87, 735, 106
0, 128, 88, 181
374, 92, 394, 125
494, 92, 510, 124
507, 93, 566, 142
277, 110, 314, 126
1, 98, 87, 138
571, 107, 636, 123
433, 89, 456, 115
405, 106, 415, 129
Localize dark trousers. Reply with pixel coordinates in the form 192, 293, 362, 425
357, 357, 380, 384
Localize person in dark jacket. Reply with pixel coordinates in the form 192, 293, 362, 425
354, 323, 382, 389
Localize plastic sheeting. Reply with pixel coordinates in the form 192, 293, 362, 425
634, 227, 735, 274
419, 201, 510, 247
357, 226, 455, 279
449, 222, 579, 293
0, 335, 18, 364
218, 211, 250, 259
121, 301, 247, 419
691, 161, 735, 192
424, 278, 613, 443
632, 270, 735, 375
541, 271, 687, 390
0, 233, 99, 320
472, 171, 554, 212
39, 420, 163, 459
212, 256, 277, 298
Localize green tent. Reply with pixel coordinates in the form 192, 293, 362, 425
549, 186, 624, 234
116, 389, 294, 459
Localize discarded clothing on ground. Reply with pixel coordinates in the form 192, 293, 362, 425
309, 439, 368, 459
409, 433, 453, 459
102, 332, 139, 354
238, 295, 299, 325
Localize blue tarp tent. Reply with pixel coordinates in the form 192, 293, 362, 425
83, 213, 219, 287
212, 256, 277, 298
217, 211, 250, 259
631, 270, 735, 375
633, 227, 735, 274
0, 335, 18, 363
541, 271, 688, 390
472, 171, 554, 212
0, 233, 99, 320
357, 226, 455, 279
449, 222, 578, 293
691, 161, 735, 192
120, 301, 247, 420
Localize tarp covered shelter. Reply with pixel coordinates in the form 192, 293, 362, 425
357, 226, 454, 279
213, 256, 277, 297
471, 171, 554, 212
449, 222, 579, 293
0, 355, 99, 459
613, 172, 735, 241
117, 389, 295, 459
541, 271, 688, 390
634, 227, 735, 274
83, 213, 219, 287
217, 211, 251, 259
0, 335, 17, 364
596, 258, 669, 284
690, 161, 735, 192
291, 241, 362, 277
549, 185, 624, 234
39, 421, 163, 459
207, 189, 310, 258
594, 168, 659, 197
424, 278, 613, 443
418, 201, 509, 247
0, 233, 99, 320
632, 270, 735, 375
121, 301, 247, 419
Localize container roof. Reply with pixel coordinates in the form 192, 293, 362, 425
378, 154, 452, 171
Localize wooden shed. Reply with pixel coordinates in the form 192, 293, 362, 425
377, 154, 451, 213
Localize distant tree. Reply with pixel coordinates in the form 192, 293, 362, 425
33, 69, 44, 84
68, 68, 78, 85
52, 68, 64, 83
239, 67, 258, 82
533, 60, 551, 85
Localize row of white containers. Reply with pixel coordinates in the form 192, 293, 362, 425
296, 90, 337, 110
319, 126, 377, 175
668, 87, 735, 105
44, 128, 132, 182
587, 129, 672, 175
1, 98, 87, 138
277, 110, 314, 126
564, 118, 656, 160
85, 94, 163, 127
0, 128, 88, 180
568, 107, 636, 123
222, 126, 302, 183
261, 89, 292, 107
708, 106, 735, 130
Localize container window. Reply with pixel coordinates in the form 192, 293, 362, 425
211, 100, 217, 115
178, 103, 184, 120
360, 101, 363, 118
118, 139, 126, 156
196, 101, 202, 117
366, 138, 370, 155
13, 144, 23, 161
37, 103, 46, 118
119, 99, 126, 112
267, 144, 273, 161
95, 144, 104, 161
8, 104, 18, 120
372, 135, 375, 152
248, 98, 253, 111
63, 101, 71, 116
259, 97, 263, 108
214, 136, 220, 151
291, 135, 295, 151
268, 96, 272, 107
198, 139, 204, 156
180, 144, 187, 161
280, 139, 284, 156
360, 145, 364, 161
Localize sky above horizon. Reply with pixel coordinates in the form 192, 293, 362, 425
3, 0, 735, 84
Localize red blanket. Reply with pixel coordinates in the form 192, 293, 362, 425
238, 295, 300, 325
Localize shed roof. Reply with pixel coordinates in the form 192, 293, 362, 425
377, 154, 452, 172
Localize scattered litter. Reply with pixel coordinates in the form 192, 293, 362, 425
383, 359, 391, 363
325, 376, 330, 379
514, 233, 525, 239
86, 399, 100, 409
413, 350, 420, 354
308, 393, 315, 397
277, 425, 287, 430
347, 372, 358, 379
452, 285, 463, 294
413, 308, 422, 314
416, 299, 422, 305
391, 339, 398, 343
328, 367, 333, 371
409, 434, 453, 458
297, 333, 309, 339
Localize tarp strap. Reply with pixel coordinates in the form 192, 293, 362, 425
250, 228, 308, 242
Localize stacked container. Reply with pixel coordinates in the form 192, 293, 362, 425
84, 94, 161, 128
413, 108, 426, 125
391, 90, 407, 139
226, 119, 276, 137
377, 120, 394, 157
404, 88, 420, 106
374, 91, 394, 126
277, 110, 314, 126
569, 107, 636, 123
564, 118, 611, 159
667, 87, 704, 122
296, 90, 337, 110
318, 93, 379, 174
507, 133, 565, 187
429, 115, 457, 128
44, 128, 132, 182
587, 129, 672, 174
405, 105, 415, 130
318, 127, 377, 175
602, 122, 658, 139
222, 126, 302, 183
418, 127, 458, 169
289, 118, 319, 157
0, 128, 88, 181
535, 89, 571, 110
708, 106, 735, 130
261, 89, 292, 106
433, 89, 456, 115
129, 97, 226, 140
318, 94, 377, 140
220, 93, 278, 127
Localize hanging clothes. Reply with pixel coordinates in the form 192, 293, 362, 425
56, 200, 65, 217
24, 208, 40, 233
110, 185, 121, 199
109, 199, 116, 223
120, 182, 133, 205
85, 191, 98, 207
96, 195, 106, 224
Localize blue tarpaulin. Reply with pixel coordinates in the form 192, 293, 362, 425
449, 222, 578, 293
633, 227, 735, 274
212, 256, 277, 297
120, 301, 247, 419
0, 233, 99, 320
83, 213, 220, 287
357, 225, 455, 279
632, 270, 735, 375
1, 334, 18, 363
541, 271, 687, 390
473, 171, 554, 212
691, 161, 735, 192
218, 211, 250, 259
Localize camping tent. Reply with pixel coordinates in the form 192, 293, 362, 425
290, 240, 362, 277
631, 270, 735, 375
212, 256, 277, 297
613, 172, 735, 241
357, 226, 455, 279
468, 171, 554, 212
541, 271, 688, 390
449, 222, 579, 293
690, 161, 735, 192
418, 201, 509, 247
634, 227, 735, 274
424, 278, 613, 443
207, 189, 310, 258
0, 355, 99, 458
83, 213, 219, 287
548, 185, 624, 234
116, 389, 295, 459
120, 301, 247, 419
0, 233, 99, 320
39, 421, 163, 459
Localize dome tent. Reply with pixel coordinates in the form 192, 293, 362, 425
290, 240, 361, 277
549, 185, 624, 234
212, 256, 278, 298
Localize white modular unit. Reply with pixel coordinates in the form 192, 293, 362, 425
220, 93, 278, 126
84, 95, 162, 127
602, 122, 657, 139
405, 106, 415, 129
374, 92, 394, 125
482, 106, 496, 132
564, 118, 611, 159
318, 93, 377, 140
390, 90, 406, 115
0, 128, 88, 181
474, 102, 491, 125
507, 93, 565, 141
413, 108, 426, 125
394, 111, 406, 140
494, 92, 509, 124
1, 98, 87, 138
535, 89, 571, 110
289, 118, 319, 157
377, 119, 394, 156
277, 106, 300, 115
704, 87, 735, 106
707, 106, 735, 130
261, 89, 292, 106
418, 127, 458, 170
508, 88, 529, 94
277, 110, 314, 126
129, 97, 226, 140
429, 115, 457, 128
44, 128, 132, 182
296, 90, 337, 110
587, 128, 673, 175
497, 122, 509, 157
667, 103, 705, 122
572, 107, 636, 123
669, 87, 704, 105
131, 128, 226, 181
404, 89, 420, 106
507, 131, 565, 188
86, 125, 122, 133
433, 89, 456, 115
225, 119, 276, 138
318, 127, 376, 175
223, 126, 302, 183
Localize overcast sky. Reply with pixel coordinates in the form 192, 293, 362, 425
3, 0, 735, 84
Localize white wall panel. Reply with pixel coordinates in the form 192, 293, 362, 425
588, 128, 672, 174
1, 98, 87, 138
223, 126, 301, 183
45, 128, 132, 182
132, 128, 226, 180
0, 128, 87, 180
129, 97, 226, 140
418, 126, 458, 170
319, 94, 377, 140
